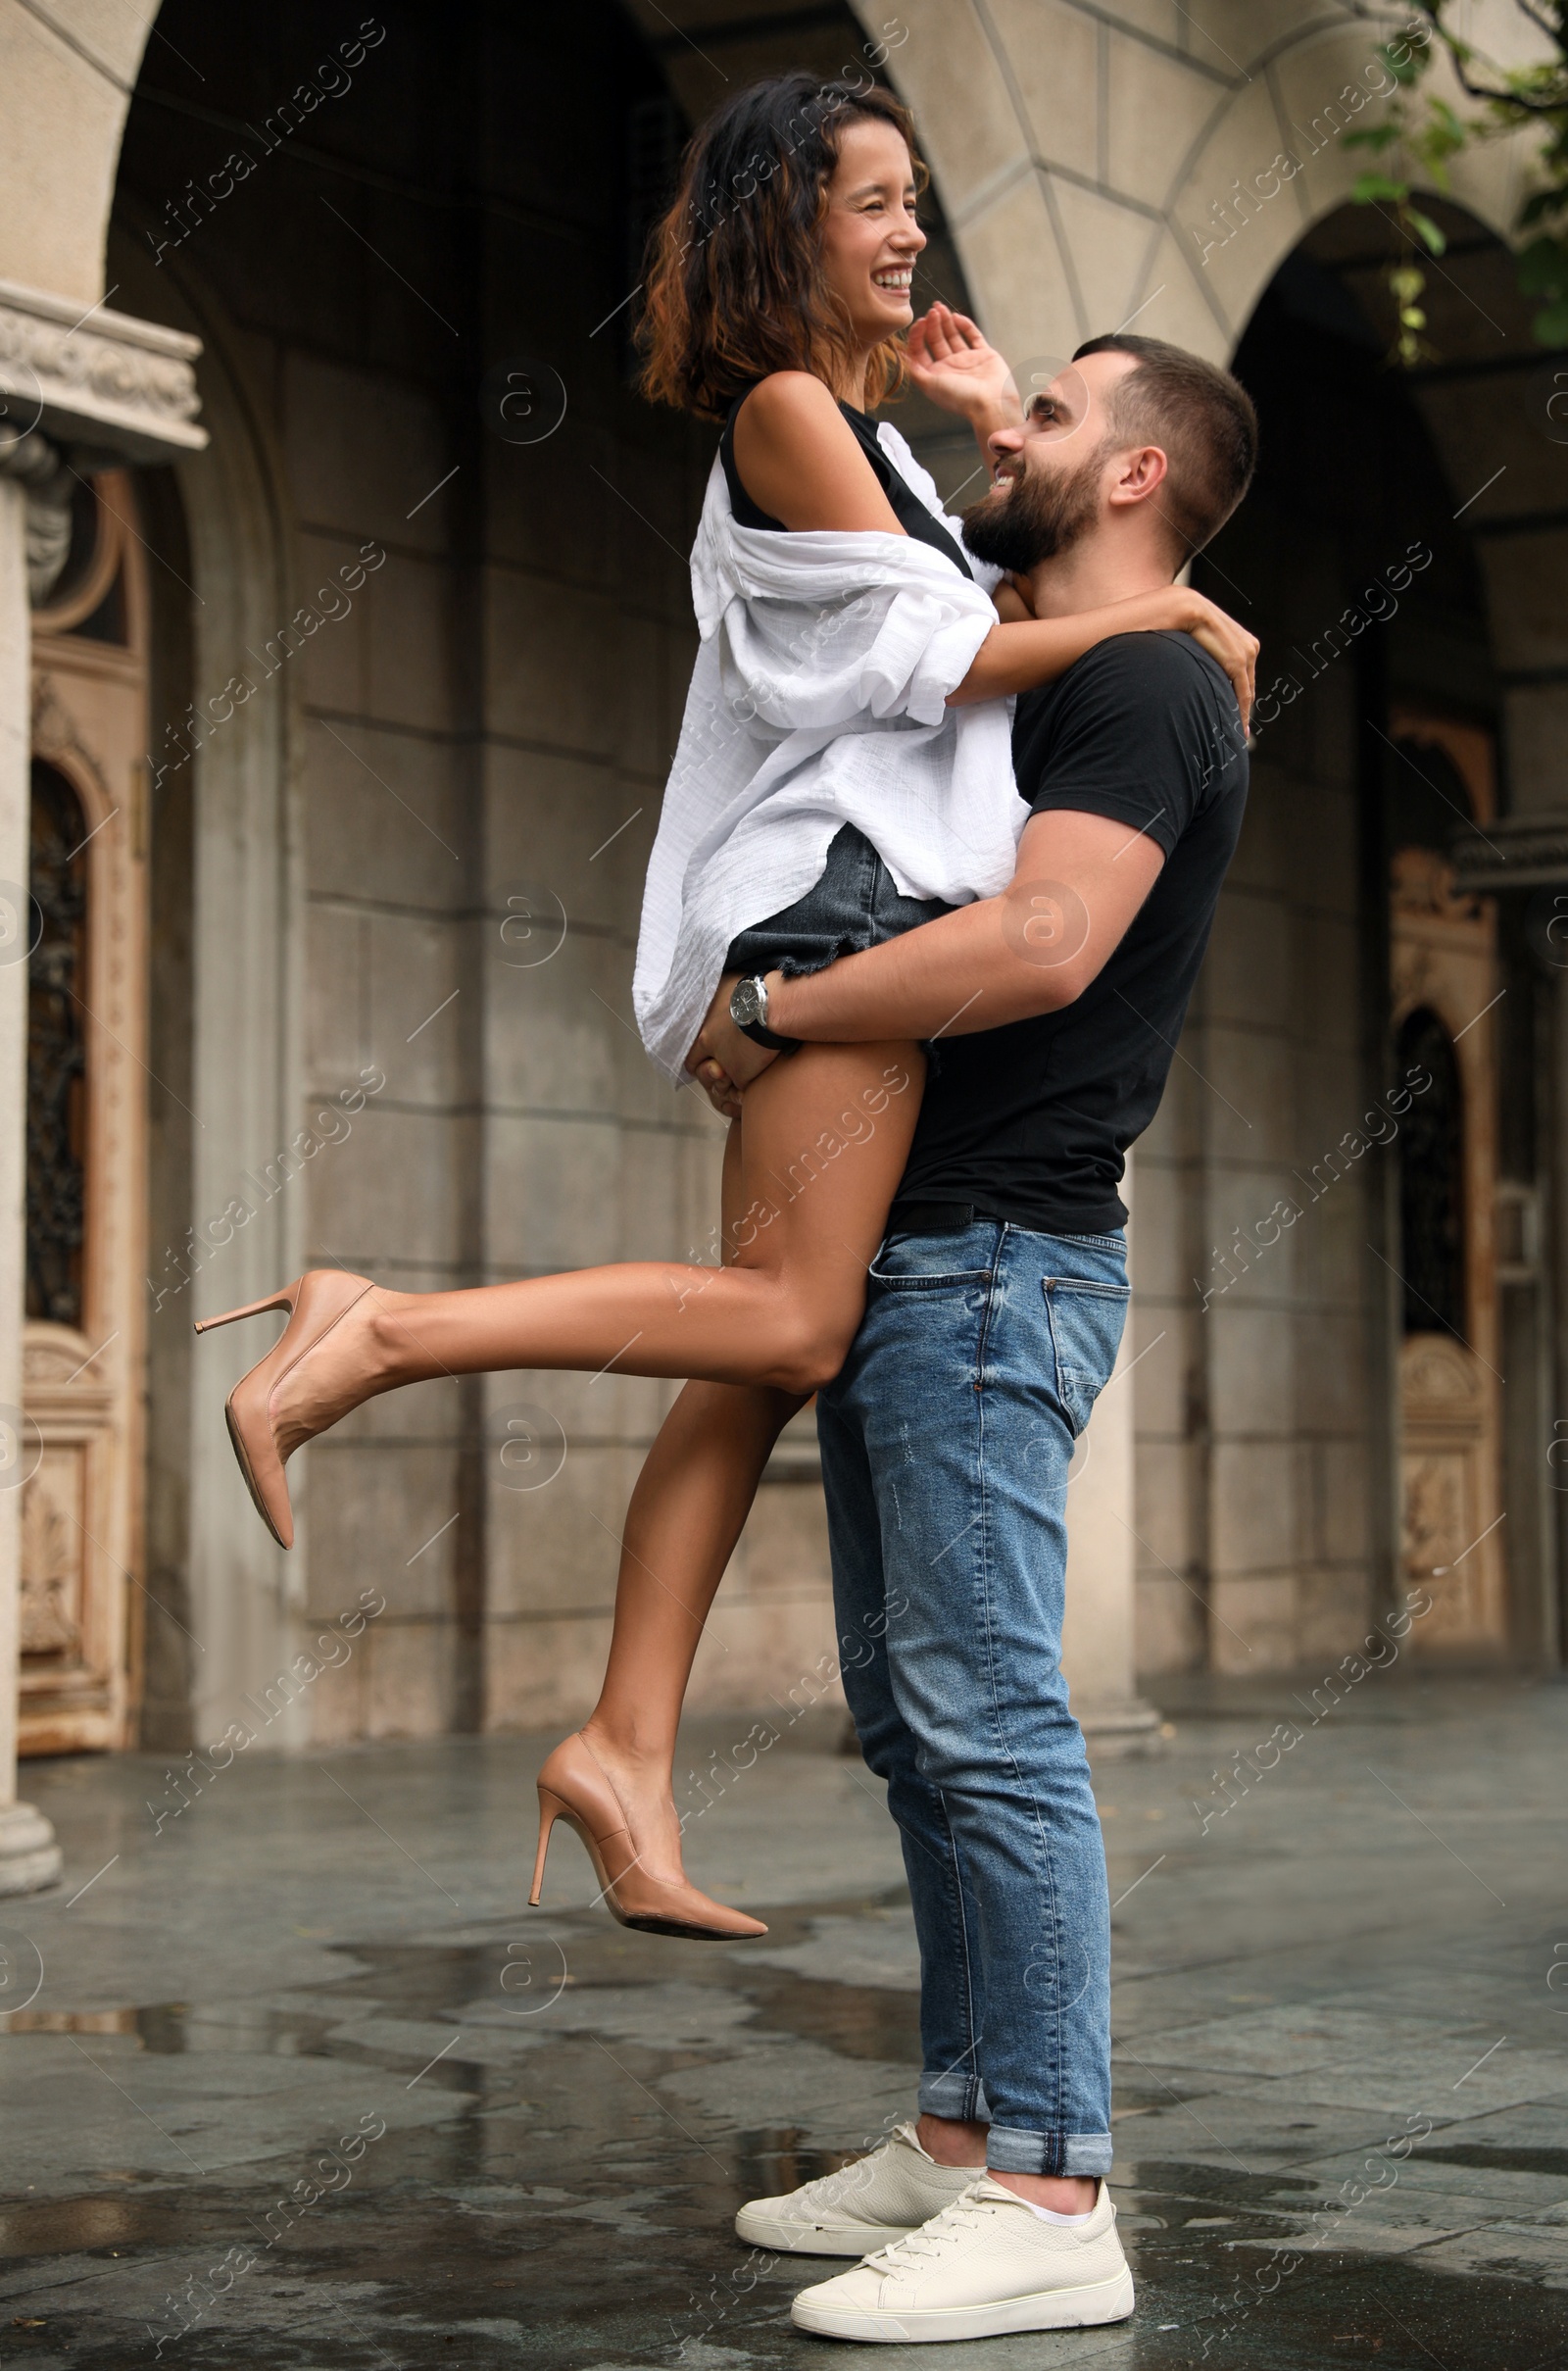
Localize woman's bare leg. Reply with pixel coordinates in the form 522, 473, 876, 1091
579, 1375, 805, 1876
274, 1039, 924, 1443
579, 1126, 807, 1878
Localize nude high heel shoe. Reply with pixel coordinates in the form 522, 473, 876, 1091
529, 1732, 767, 1941
195, 1269, 382, 1550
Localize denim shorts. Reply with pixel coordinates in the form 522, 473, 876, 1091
724, 823, 955, 980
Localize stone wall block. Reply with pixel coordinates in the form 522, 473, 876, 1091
306, 722, 466, 911
1478, 535, 1568, 674
306, 903, 365, 1083
1106, 29, 1221, 210
367, 910, 464, 1107
1504, 685, 1568, 816
875, 0, 1031, 221
982, 0, 1100, 181
1295, 909, 1359, 1054
485, 748, 641, 935
952, 173, 1081, 368
1296, 1564, 1373, 1664
1294, 1308, 1368, 1437
1417, 370, 1568, 518
362, 1618, 461, 1740
283, 352, 450, 553
1134, 1571, 1206, 1675
485, 931, 623, 1116
1170, 75, 1312, 329
1224, 764, 1289, 894
1315, 1437, 1370, 1567
487, 1444, 630, 1618
1205, 888, 1294, 1029
1278, 780, 1356, 921
364, 552, 455, 734
614, 609, 668, 781
1211, 1438, 1296, 1574
1208, 1301, 1294, 1437
1046, 181, 1160, 343
1197, 1024, 1297, 1162
484, 569, 619, 758
1129, 1301, 1195, 1435
481, 1610, 612, 1735
1134, 1437, 1197, 1574
485, 1112, 628, 1272
305, 1440, 464, 1618
309, 1103, 472, 1271
1208, 1574, 1297, 1671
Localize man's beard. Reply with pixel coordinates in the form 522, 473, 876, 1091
959, 444, 1103, 574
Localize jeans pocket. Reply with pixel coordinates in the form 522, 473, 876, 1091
1043, 1278, 1131, 1435
870, 1228, 995, 1290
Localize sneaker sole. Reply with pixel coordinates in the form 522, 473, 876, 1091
735, 2206, 918, 2255
790, 2264, 1135, 2341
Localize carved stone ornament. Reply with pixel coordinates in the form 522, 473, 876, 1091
1449, 815, 1568, 895
1391, 846, 1481, 922
21, 1475, 81, 1657
0, 273, 206, 464
0, 429, 73, 605
1403, 1335, 1480, 1408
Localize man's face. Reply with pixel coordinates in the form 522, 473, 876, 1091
960, 350, 1139, 573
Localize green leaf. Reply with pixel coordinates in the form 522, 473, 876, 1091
1346, 124, 1402, 154
1351, 172, 1409, 205
1533, 299, 1568, 348
1378, 41, 1424, 88
1408, 210, 1448, 256
1518, 236, 1568, 299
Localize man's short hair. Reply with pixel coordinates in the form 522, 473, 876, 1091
1072, 333, 1257, 558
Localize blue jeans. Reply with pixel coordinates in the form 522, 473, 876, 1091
816, 1220, 1129, 2178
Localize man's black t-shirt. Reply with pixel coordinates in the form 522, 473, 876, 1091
895, 631, 1248, 1236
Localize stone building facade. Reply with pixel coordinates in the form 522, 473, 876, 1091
0, 0, 1562, 1888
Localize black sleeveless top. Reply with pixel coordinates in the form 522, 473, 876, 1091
719, 386, 973, 580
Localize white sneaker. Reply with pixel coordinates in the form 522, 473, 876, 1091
789, 2175, 1135, 2342
734, 2121, 981, 2255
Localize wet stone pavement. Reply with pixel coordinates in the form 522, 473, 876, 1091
1, 1675, 1566, 2370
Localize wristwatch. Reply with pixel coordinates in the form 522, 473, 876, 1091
729, 973, 801, 1054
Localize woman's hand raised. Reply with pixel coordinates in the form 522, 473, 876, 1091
906, 303, 1021, 428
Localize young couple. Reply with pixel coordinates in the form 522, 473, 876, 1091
199, 73, 1256, 2343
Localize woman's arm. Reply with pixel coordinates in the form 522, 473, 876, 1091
952, 587, 1257, 731
730, 372, 906, 533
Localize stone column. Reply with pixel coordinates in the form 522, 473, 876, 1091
0, 462, 60, 1891
1062, 1160, 1163, 1756
0, 282, 205, 1892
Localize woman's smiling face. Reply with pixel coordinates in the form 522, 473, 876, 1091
817, 116, 925, 360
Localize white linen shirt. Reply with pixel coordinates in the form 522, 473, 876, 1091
631, 420, 1023, 1085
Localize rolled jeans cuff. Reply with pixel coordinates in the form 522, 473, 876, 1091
918, 2070, 990, 2125
985, 2126, 1113, 2179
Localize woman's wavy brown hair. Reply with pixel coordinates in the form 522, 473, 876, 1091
637, 73, 928, 422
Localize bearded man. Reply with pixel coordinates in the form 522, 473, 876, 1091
697, 327, 1257, 2343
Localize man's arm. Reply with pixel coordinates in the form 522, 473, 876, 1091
691, 807, 1164, 1095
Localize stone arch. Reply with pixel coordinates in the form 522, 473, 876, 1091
850, 1, 1537, 370
105, 222, 308, 1748
0, 2, 160, 306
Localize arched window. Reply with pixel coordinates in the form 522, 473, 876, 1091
1395, 1007, 1464, 1338
25, 760, 89, 1328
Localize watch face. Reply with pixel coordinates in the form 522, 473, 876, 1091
731, 976, 764, 1028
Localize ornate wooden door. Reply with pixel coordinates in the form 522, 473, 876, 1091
1388, 713, 1506, 1654
21, 471, 149, 1752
